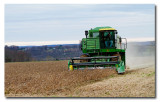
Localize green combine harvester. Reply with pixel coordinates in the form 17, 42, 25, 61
68, 26, 127, 73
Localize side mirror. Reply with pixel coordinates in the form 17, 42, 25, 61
119, 37, 122, 43
85, 30, 88, 38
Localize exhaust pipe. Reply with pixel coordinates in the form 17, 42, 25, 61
85, 30, 88, 38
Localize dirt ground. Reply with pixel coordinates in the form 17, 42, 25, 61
5, 60, 155, 97
5, 61, 116, 97
70, 66, 155, 97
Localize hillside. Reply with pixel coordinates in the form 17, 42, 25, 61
5, 41, 155, 62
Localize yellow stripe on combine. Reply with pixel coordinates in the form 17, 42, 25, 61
99, 28, 116, 31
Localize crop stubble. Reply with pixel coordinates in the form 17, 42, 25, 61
5, 61, 116, 96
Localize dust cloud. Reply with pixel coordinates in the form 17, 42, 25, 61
126, 41, 155, 69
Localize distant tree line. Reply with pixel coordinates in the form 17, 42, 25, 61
5, 44, 83, 62
5, 46, 32, 62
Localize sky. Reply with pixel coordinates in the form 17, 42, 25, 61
5, 4, 155, 46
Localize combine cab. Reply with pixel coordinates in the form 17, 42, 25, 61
68, 26, 127, 73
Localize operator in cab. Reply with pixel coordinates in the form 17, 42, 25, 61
104, 31, 113, 47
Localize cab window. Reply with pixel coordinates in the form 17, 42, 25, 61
93, 32, 99, 38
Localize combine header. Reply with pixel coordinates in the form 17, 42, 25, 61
68, 26, 127, 73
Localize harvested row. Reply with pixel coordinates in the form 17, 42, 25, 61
5, 61, 116, 96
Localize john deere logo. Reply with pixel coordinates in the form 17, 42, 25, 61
107, 49, 109, 52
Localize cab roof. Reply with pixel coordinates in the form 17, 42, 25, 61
90, 26, 116, 32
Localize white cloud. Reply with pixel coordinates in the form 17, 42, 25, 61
5, 40, 80, 46
5, 37, 154, 46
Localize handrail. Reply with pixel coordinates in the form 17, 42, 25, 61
121, 38, 127, 50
